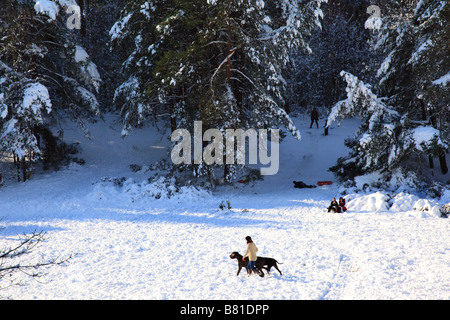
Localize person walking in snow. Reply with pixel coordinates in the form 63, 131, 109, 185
242, 236, 259, 275
310, 107, 319, 128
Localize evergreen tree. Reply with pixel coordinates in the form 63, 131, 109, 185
327, 0, 450, 186
0, 0, 102, 180
111, 0, 326, 182
76, 0, 123, 112
293, 0, 377, 110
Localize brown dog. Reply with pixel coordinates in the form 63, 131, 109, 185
229, 251, 282, 276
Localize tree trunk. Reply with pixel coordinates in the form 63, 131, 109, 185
169, 88, 177, 133
439, 151, 448, 175
22, 157, 27, 182
224, 11, 232, 180
226, 11, 232, 85
428, 154, 434, 169
14, 154, 20, 182
79, 0, 89, 37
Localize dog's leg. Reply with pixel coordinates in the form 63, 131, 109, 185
255, 268, 264, 277
274, 265, 282, 275
261, 266, 269, 275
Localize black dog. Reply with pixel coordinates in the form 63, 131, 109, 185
229, 252, 282, 276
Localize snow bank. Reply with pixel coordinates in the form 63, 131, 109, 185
89, 176, 211, 204
389, 192, 419, 212
346, 191, 444, 218
346, 192, 390, 212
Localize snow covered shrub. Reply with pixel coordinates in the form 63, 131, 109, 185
91, 175, 211, 203
239, 168, 263, 184
0, 81, 52, 160
126, 176, 211, 202
439, 204, 450, 218
40, 128, 84, 171
99, 176, 127, 187
129, 164, 142, 173
218, 199, 231, 211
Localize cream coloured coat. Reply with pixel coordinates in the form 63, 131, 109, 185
243, 242, 258, 261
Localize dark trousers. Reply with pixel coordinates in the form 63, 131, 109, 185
310, 119, 318, 128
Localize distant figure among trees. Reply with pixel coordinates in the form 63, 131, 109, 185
310, 107, 319, 128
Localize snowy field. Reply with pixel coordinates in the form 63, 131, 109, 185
0, 114, 449, 300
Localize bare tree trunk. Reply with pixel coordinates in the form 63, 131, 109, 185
22, 157, 27, 182
169, 88, 177, 133
79, 0, 89, 37
224, 10, 233, 181
439, 151, 448, 175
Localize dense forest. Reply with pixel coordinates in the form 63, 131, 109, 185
0, 0, 448, 190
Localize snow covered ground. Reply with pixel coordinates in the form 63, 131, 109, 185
0, 114, 449, 300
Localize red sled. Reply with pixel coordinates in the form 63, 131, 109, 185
317, 181, 333, 186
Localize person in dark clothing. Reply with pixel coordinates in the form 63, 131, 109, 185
293, 180, 316, 188
310, 107, 319, 128
327, 197, 340, 213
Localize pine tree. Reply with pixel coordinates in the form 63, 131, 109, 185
376, 0, 449, 176
111, 0, 326, 182
409, 0, 449, 174
0, 0, 102, 180
327, 71, 406, 180
327, 0, 450, 186
293, 0, 377, 110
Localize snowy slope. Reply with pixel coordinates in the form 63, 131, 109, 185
0, 113, 449, 300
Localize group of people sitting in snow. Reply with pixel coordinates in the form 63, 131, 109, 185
327, 197, 347, 213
